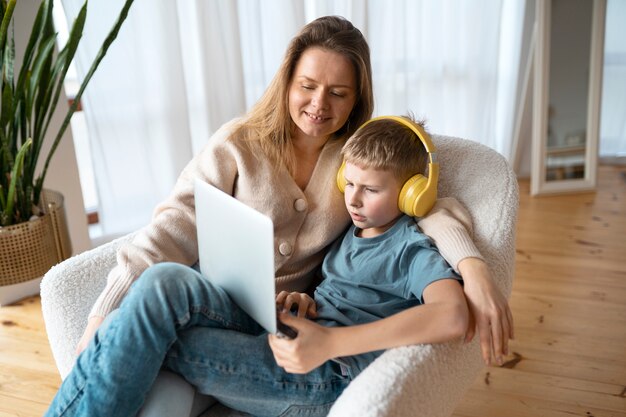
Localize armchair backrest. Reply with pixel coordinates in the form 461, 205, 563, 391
435, 135, 518, 297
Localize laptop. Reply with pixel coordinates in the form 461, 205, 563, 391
194, 178, 296, 339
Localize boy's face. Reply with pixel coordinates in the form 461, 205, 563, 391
343, 162, 403, 238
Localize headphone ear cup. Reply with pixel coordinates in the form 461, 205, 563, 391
398, 174, 428, 217
336, 161, 347, 193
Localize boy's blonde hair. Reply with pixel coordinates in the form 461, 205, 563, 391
341, 116, 429, 184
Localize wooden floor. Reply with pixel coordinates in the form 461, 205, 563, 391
451, 165, 626, 417
1, 166, 625, 417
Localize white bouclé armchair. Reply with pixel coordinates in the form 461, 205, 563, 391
41, 135, 518, 417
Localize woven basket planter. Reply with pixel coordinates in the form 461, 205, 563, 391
0, 189, 72, 288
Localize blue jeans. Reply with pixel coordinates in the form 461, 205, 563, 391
45, 263, 351, 417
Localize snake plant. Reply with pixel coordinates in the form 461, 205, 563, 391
0, 0, 134, 226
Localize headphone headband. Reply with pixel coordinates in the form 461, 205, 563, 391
359, 115, 437, 156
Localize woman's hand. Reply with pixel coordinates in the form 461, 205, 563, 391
275, 291, 317, 318
458, 258, 514, 366
75, 316, 105, 355
268, 313, 334, 374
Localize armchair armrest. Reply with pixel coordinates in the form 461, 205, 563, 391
41, 233, 134, 378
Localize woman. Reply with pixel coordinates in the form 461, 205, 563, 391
70, 15, 511, 416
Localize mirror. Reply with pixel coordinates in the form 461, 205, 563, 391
531, 0, 606, 195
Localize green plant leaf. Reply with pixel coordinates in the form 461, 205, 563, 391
33, 40, 55, 140
39, 2, 86, 144
0, 1, 17, 112
0, 0, 15, 53
15, 0, 49, 100
2, 137, 30, 226
1, 23, 14, 133
2, 0, 135, 224
0, 183, 6, 212
31, 46, 66, 168
0, 79, 12, 129
26, 49, 65, 179
25, 34, 55, 134
0, 127, 9, 171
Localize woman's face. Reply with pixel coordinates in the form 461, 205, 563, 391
288, 47, 357, 144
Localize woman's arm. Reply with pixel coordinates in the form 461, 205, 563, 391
417, 197, 483, 270
268, 279, 468, 374
418, 197, 514, 365
458, 258, 514, 365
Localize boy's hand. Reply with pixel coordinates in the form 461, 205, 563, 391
268, 313, 333, 374
275, 291, 317, 318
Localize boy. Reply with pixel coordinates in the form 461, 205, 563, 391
269, 115, 468, 376
44, 116, 468, 417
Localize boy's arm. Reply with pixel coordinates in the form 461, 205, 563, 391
268, 279, 468, 374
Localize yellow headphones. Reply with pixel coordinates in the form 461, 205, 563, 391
336, 115, 439, 217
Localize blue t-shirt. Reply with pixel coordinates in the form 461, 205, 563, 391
314, 215, 461, 377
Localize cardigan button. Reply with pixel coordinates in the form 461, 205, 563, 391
294, 198, 307, 212
279, 242, 292, 256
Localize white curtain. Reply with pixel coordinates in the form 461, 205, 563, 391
60, 0, 524, 237
364, 0, 523, 158
61, 0, 194, 235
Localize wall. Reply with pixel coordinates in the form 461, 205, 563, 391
13, 2, 91, 254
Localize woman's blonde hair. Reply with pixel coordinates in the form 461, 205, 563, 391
232, 16, 373, 174
341, 116, 429, 185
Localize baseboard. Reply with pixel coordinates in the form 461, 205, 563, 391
599, 156, 626, 166
0, 277, 42, 307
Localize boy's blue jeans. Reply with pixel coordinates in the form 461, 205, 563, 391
45, 262, 351, 417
